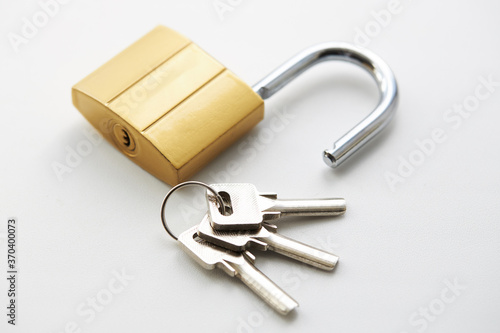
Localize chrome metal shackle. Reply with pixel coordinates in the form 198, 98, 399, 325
252, 42, 398, 168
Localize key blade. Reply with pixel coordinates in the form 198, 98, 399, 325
227, 259, 299, 315
262, 230, 339, 271
258, 196, 346, 219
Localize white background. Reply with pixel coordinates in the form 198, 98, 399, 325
1, 0, 500, 332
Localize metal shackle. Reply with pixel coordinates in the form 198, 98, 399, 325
252, 42, 399, 168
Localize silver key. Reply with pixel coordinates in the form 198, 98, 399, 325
178, 225, 298, 315
197, 215, 339, 271
207, 183, 346, 231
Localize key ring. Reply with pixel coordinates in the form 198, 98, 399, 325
161, 181, 226, 240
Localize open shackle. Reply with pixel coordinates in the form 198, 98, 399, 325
252, 42, 399, 168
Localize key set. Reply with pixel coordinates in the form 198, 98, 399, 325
161, 182, 346, 315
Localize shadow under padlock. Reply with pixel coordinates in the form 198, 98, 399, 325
72, 25, 398, 186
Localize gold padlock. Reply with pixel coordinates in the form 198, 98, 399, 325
72, 26, 264, 185
72, 25, 398, 185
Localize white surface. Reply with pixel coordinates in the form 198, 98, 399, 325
1, 0, 500, 332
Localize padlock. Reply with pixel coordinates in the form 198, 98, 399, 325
72, 25, 398, 185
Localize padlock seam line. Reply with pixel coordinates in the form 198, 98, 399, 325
172, 94, 262, 168
105, 41, 194, 106
141, 67, 227, 133
176, 102, 264, 180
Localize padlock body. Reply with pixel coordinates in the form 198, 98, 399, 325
72, 26, 264, 185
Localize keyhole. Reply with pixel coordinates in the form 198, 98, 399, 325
122, 129, 131, 147
111, 122, 136, 155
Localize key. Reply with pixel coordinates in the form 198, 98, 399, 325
178, 225, 298, 315
207, 183, 346, 231
197, 215, 339, 271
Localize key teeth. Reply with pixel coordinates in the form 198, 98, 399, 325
259, 192, 278, 200
219, 260, 237, 277
262, 211, 281, 221
243, 250, 256, 263
262, 223, 278, 232
249, 238, 269, 251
